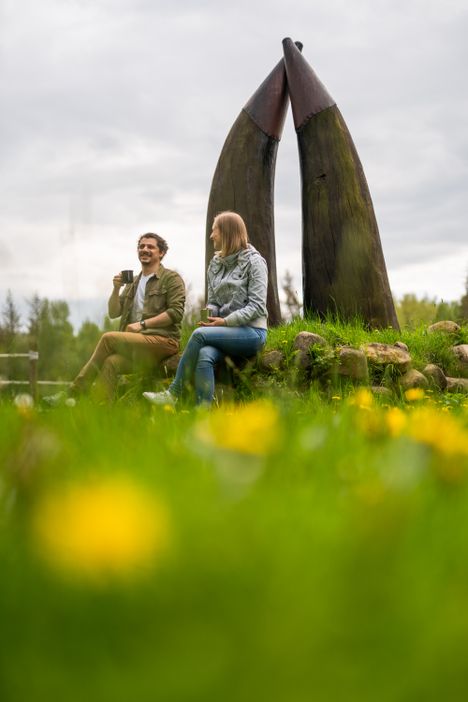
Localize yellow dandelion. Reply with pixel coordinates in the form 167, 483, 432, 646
196, 400, 281, 456
163, 404, 176, 413
32, 476, 170, 582
404, 388, 425, 402
355, 409, 383, 437
385, 407, 407, 437
348, 388, 374, 410
407, 408, 468, 458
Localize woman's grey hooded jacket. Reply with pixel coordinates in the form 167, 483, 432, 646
207, 244, 268, 329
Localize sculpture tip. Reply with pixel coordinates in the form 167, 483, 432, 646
282, 38, 335, 129
243, 57, 289, 140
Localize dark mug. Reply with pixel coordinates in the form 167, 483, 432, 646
121, 270, 134, 284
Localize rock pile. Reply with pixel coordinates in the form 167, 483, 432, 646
159, 320, 468, 396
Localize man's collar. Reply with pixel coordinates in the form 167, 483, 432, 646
140, 263, 164, 280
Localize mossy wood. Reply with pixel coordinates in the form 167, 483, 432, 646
206, 56, 292, 327
299, 106, 399, 328
282, 37, 399, 330
206, 112, 282, 325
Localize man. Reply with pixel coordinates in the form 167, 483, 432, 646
45, 232, 185, 404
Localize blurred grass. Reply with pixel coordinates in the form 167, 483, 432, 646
1, 388, 468, 701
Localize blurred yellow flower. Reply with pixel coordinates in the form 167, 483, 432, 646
407, 408, 468, 458
385, 407, 407, 437
348, 388, 374, 410
404, 388, 425, 402
196, 400, 281, 456
355, 410, 383, 437
32, 477, 170, 582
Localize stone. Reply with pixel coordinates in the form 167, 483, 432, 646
293, 332, 329, 372
446, 377, 468, 394
259, 350, 285, 371
294, 349, 312, 370
399, 369, 429, 390
422, 364, 447, 390
371, 386, 393, 397
394, 341, 409, 352
362, 343, 411, 373
446, 377, 468, 393
293, 331, 327, 352
451, 345, 468, 378
337, 348, 369, 381
428, 320, 461, 334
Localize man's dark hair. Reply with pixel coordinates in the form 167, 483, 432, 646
137, 232, 169, 256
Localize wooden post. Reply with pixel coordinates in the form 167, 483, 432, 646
29, 350, 39, 402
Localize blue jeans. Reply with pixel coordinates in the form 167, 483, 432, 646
169, 326, 267, 405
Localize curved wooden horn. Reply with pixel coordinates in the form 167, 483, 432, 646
282, 37, 399, 329
205, 48, 301, 326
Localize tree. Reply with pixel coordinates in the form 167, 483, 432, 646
460, 275, 468, 322
1, 290, 21, 349
27, 293, 42, 347
71, 320, 101, 376
396, 293, 462, 328
0, 290, 24, 383
396, 294, 438, 329
26, 295, 75, 380
434, 299, 461, 323
282, 270, 302, 319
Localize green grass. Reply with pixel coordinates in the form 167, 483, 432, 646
1, 319, 467, 700
263, 315, 467, 380
1, 384, 468, 701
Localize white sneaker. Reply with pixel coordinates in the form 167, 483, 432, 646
142, 389, 177, 406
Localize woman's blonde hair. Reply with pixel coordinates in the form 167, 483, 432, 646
214, 211, 249, 257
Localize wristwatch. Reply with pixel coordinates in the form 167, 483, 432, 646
140, 319, 146, 330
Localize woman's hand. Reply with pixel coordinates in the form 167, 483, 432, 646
199, 317, 226, 327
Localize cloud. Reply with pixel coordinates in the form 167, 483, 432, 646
1, 0, 467, 326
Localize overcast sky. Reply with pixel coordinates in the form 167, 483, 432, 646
1, 0, 467, 328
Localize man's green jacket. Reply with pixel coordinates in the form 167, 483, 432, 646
118, 265, 186, 340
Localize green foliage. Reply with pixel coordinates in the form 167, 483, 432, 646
0, 291, 24, 381
0, 293, 110, 388
396, 293, 461, 329
398, 326, 465, 376
460, 275, 468, 322
1, 395, 468, 700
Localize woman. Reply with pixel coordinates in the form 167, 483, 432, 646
143, 211, 268, 406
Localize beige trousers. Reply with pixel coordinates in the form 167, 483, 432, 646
71, 332, 178, 401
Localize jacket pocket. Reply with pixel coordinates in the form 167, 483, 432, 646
146, 289, 167, 314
